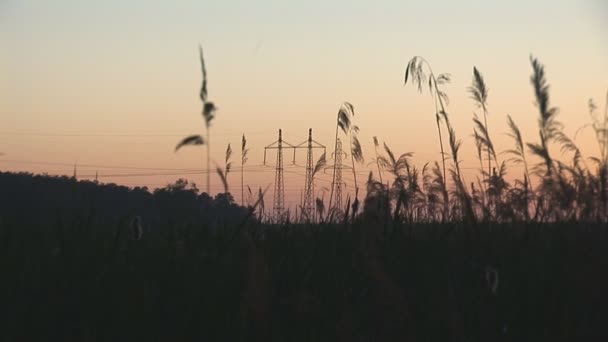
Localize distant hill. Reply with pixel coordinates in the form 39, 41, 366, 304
0, 172, 249, 230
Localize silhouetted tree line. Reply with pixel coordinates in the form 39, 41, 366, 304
0, 172, 250, 230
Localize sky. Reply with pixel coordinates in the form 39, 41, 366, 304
1, 0, 607, 211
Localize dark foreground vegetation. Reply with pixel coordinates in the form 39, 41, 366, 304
0, 173, 607, 341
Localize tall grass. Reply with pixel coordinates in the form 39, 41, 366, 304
176, 46, 216, 194
172, 49, 608, 224
404, 57, 452, 219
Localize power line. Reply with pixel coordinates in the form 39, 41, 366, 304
0, 130, 276, 138
0, 158, 274, 172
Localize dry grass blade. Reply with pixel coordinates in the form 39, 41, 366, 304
175, 134, 204, 151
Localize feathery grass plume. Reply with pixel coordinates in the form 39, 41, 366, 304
530, 55, 560, 140
469, 67, 494, 179
225, 142, 232, 167
225, 142, 232, 174
313, 152, 327, 177
404, 56, 451, 186
527, 56, 567, 219
469, 67, 488, 112
241, 135, 249, 206
329, 102, 354, 215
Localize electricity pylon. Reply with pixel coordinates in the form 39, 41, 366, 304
295, 128, 325, 222
325, 138, 350, 220
264, 129, 295, 222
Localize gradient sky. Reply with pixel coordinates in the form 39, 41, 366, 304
1, 0, 607, 209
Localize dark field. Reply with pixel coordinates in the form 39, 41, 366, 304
2, 217, 607, 341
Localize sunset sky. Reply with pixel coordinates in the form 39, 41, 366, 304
1, 0, 607, 209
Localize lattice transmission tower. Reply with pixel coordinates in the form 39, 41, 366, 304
264, 129, 295, 222
295, 129, 325, 222
326, 138, 350, 218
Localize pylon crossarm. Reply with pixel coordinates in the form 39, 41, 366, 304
311, 139, 326, 147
